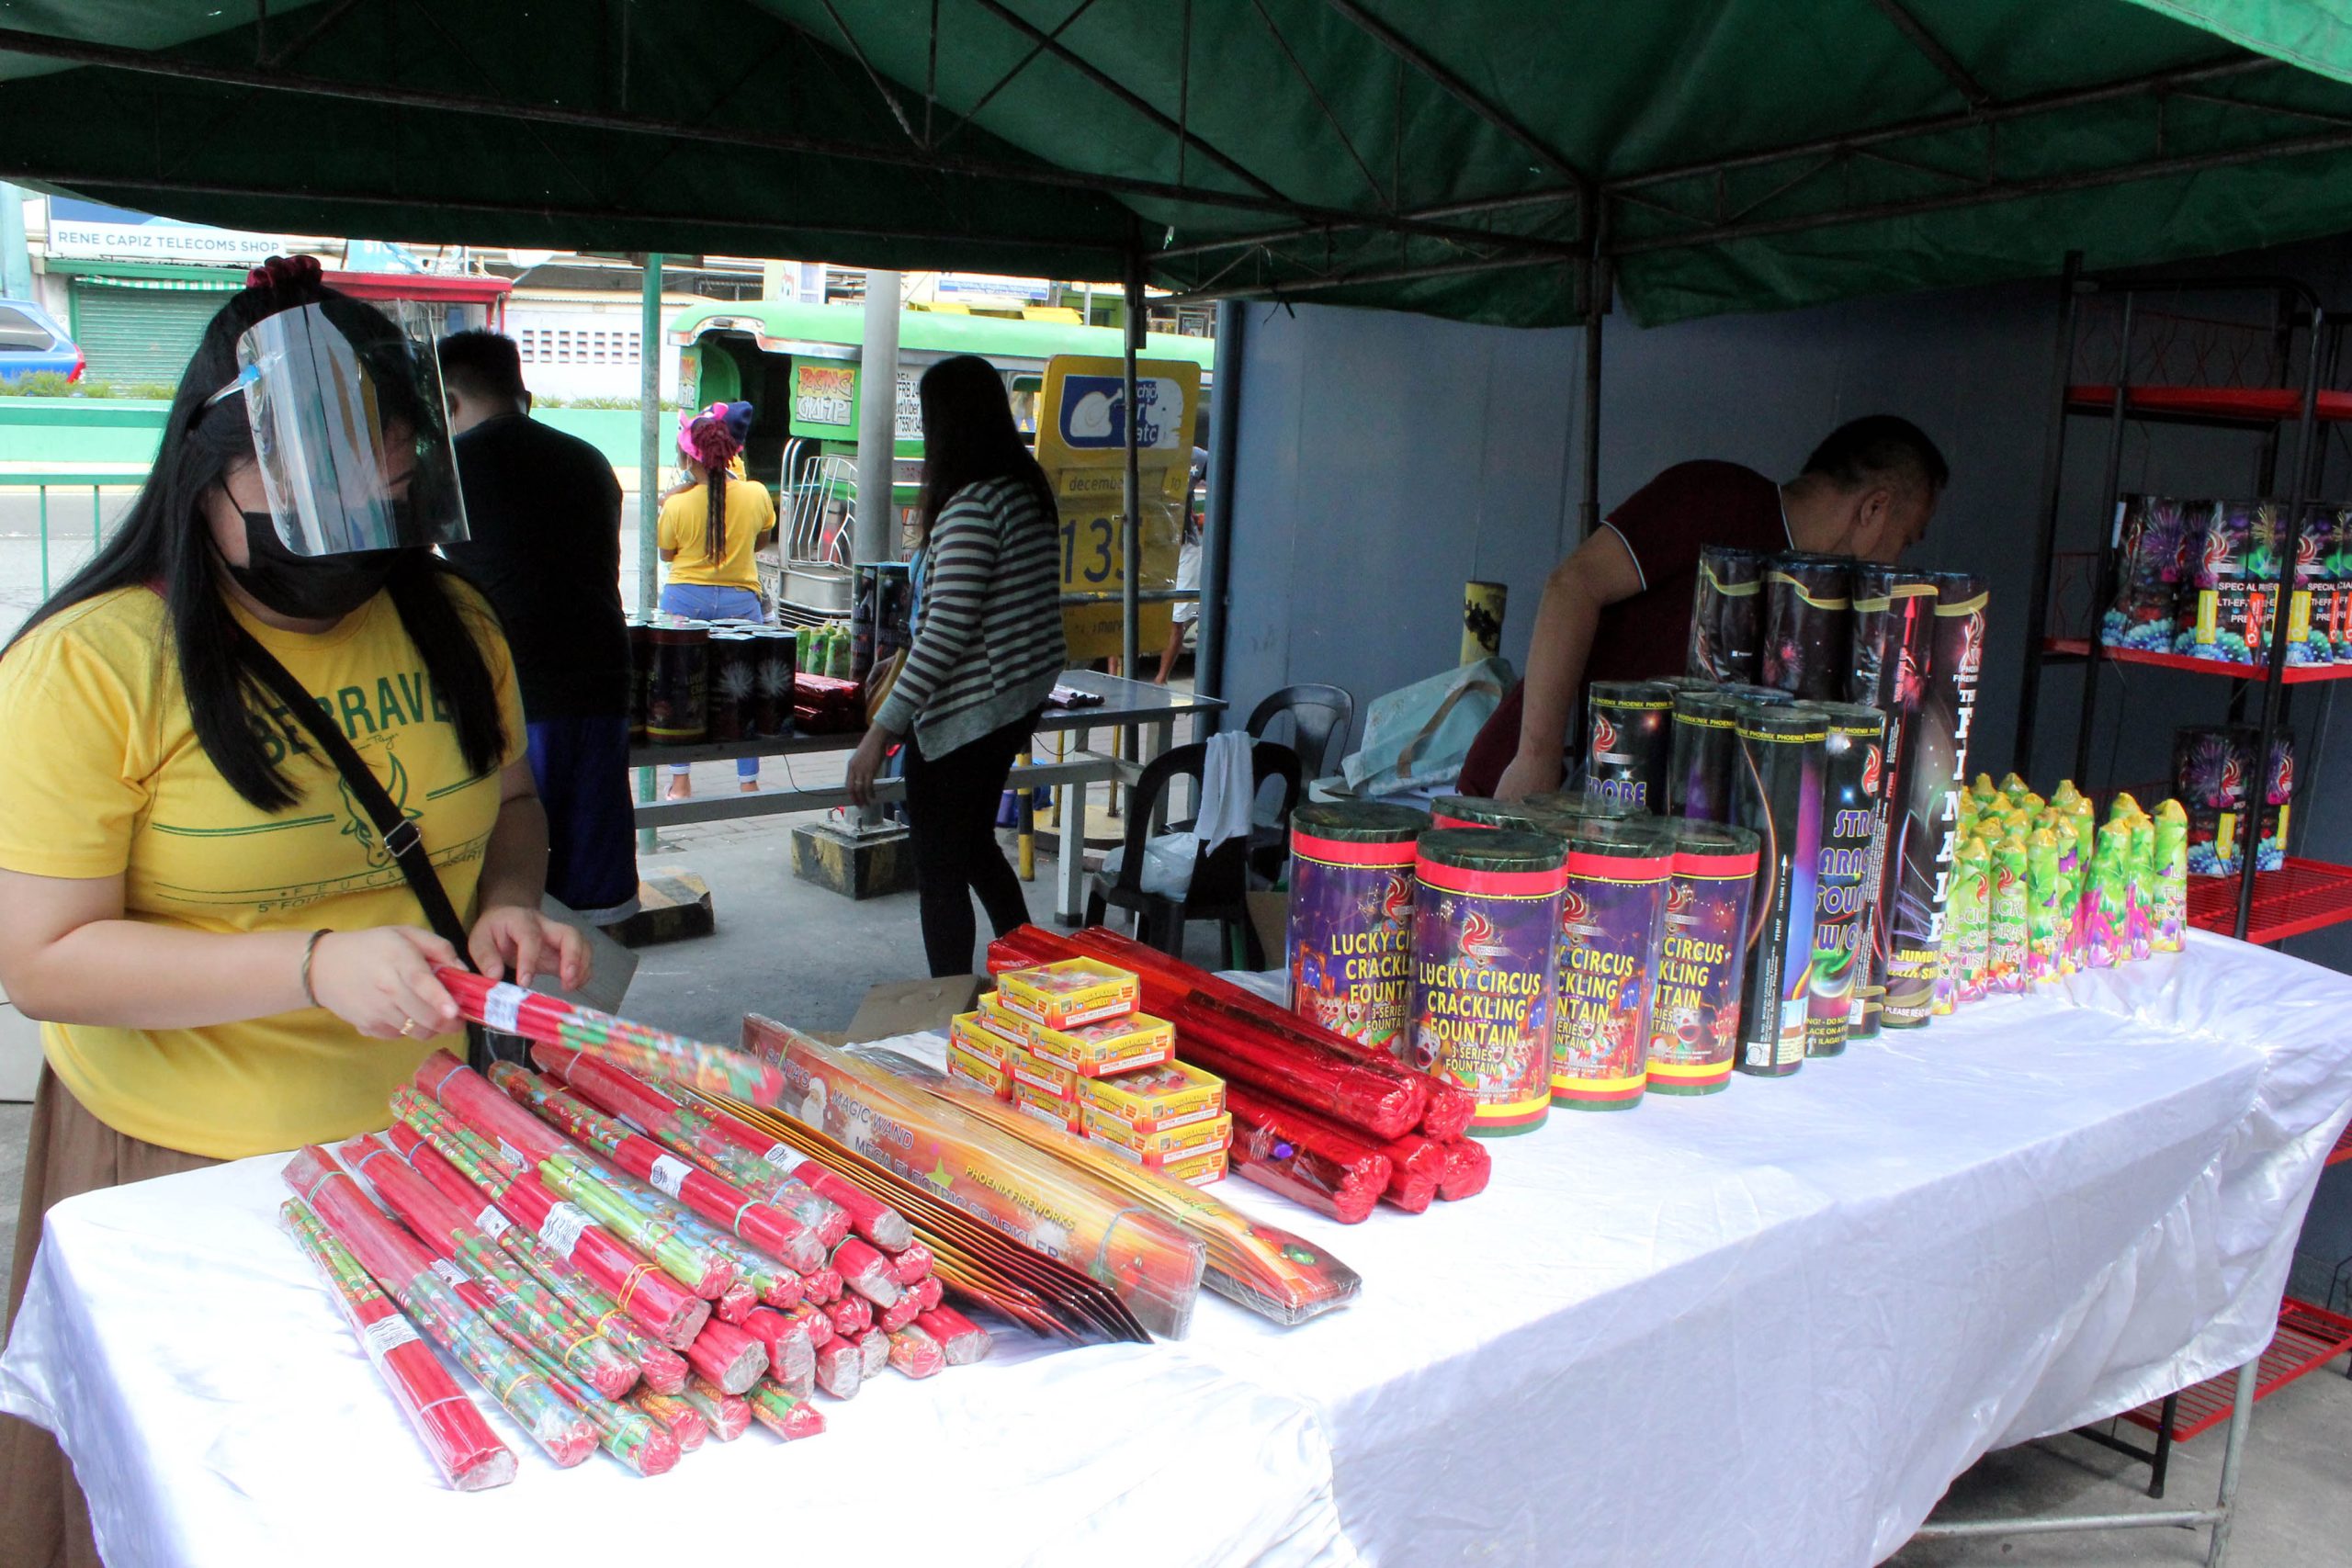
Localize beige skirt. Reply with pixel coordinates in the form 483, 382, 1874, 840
5, 1066, 218, 1568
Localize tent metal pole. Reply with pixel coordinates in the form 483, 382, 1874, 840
1151, 188, 1577, 263
1579, 249, 1605, 538
1122, 249, 1144, 681
634, 251, 663, 852
2009, 251, 2083, 775
2204, 1360, 2259, 1566
1196, 299, 1244, 736
1163, 247, 1566, 308
2072, 291, 2133, 787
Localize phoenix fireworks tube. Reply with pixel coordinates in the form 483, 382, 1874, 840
1283, 801, 1430, 1050
1687, 544, 1767, 681
280, 1154, 597, 1468
1732, 700, 1826, 1076
1805, 704, 1885, 1056
1583, 679, 1676, 812
1645, 822, 1760, 1095
1883, 570, 1987, 1027
1544, 817, 1673, 1109
1429, 794, 1546, 830
1761, 553, 1856, 699
1848, 566, 1935, 1037
1405, 828, 1566, 1135
1668, 686, 1743, 822
278, 1199, 517, 1492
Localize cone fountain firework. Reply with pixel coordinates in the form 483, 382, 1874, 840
1937, 836, 1990, 1011
2026, 828, 2064, 984
1847, 566, 1936, 1037
1583, 680, 1675, 812
1688, 545, 1767, 682
2154, 800, 2189, 951
1647, 822, 1759, 1095
1883, 570, 1987, 1027
1732, 700, 1827, 1076
1547, 817, 1674, 1109
1989, 830, 2030, 994
1761, 553, 1855, 699
1405, 828, 1566, 1135
1283, 802, 1430, 1050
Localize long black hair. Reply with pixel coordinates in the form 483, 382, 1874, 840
1, 265, 507, 812
684, 412, 741, 568
914, 355, 1056, 546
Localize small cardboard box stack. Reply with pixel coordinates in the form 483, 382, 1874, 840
954, 957, 1229, 1186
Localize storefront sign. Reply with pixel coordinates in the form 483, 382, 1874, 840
791, 362, 858, 434
48, 220, 320, 266
1035, 355, 1200, 661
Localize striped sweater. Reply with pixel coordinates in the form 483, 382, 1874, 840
875, 475, 1067, 759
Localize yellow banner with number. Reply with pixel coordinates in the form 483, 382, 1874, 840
1035, 355, 1200, 664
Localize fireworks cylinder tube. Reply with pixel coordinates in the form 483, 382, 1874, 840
2026, 828, 2064, 985
1283, 802, 1430, 1052
1937, 837, 1991, 1011
1646, 822, 1760, 1095
1583, 680, 1676, 813
1989, 830, 2030, 995
2154, 800, 2189, 952
1883, 570, 1987, 1027
1806, 704, 1885, 1056
1848, 566, 1936, 1037
1687, 545, 1767, 682
1732, 700, 1828, 1077
1545, 817, 1675, 1110
1761, 553, 1855, 700
1668, 686, 1742, 823
2086, 818, 2132, 968
1405, 829, 1566, 1137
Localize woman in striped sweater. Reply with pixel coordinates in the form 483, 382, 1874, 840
849, 355, 1067, 975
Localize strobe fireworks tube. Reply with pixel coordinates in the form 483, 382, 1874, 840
1687, 545, 1767, 682
1732, 700, 1827, 1077
1883, 570, 1987, 1027
1806, 704, 1886, 1058
1405, 828, 1566, 1136
1646, 822, 1760, 1095
1546, 817, 1674, 1110
1283, 801, 1430, 1051
1583, 680, 1675, 813
1847, 566, 1936, 1037
1761, 553, 1855, 700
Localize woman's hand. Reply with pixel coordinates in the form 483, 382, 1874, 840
846, 727, 895, 807
1494, 750, 1564, 804
308, 927, 465, 1041
469, 905, 591, 992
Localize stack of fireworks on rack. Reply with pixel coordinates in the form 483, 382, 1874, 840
986, 928, 1490, 1223
944, 963, 1233, 1187
2100, 495, 2345, 665
2174, 723, 2294, 874
278, 1010, 999, 1491
627, 615, 799, 746
1929, 773, 2188, 1007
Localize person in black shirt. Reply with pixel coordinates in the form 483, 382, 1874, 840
439, 330, 639, 924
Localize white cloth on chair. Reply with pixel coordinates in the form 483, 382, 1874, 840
1195, 729, 1255, 853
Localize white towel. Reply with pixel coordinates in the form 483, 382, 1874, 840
1194, 729, 1256, 853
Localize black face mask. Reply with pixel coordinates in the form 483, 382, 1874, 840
225, 508, 401, 621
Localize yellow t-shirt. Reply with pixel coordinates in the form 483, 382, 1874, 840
659, 476, 775, 590
0, 581, 526, 1158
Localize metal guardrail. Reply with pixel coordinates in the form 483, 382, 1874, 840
1, 471, 126, 598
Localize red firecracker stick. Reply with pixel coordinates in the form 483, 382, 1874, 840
688, 1316, 769, 1394
876, 1289, 924, 1335
1173, 1017, 1420, 1144
336, 1134, 641, 1400
382, 1127, 688, 1391
786, 1301, 835, 1349
788, 1160, 913, 1252
631, 1390, 707, 1452
436, 966, 787, 1107
713, 1280, 758, 1323
488, 1062, 826, 1275
913, 1275, 944, 1314
681, 1375, 753, 1441
1223, 1086, 1392, 1225
812, 1339, 863, 1400
851, 1327, 890, 1380
278, 1199, 516, 1491
888, 1324, 945, 1380
825, 1293, 874, 1338
915, 1306, 992, 1366
533, 1043, 850, 1247
281, 1156, 595, 1467
774, 1363, 816, 1401
1379, 1131, 1448, 1213
738, 1307, 816, 1384
802, 1266, 843, 1306
829, 1236, 902, 1307
888, 1240, 935, 1286
384, 1114, 711, 1352
745, 1379, 826, 1440
1438, 1139, 1491, 1201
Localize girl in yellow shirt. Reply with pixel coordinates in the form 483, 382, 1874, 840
0, 257, 587, 1565
657, 402, 776, 796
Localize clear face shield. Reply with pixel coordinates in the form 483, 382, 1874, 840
205, 299, 469, 556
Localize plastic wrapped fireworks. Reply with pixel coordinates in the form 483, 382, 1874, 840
1732, 699, 1826, 1076
1760, 552, 1854, 700
1283, 802, 1429, 1050
1848, 566, 1935, 1037
1406, 828, 1566, 1134
2102, 495, 2203, 654
1883, 570, 1986, 1028
2173, 723, 2292, 874
1687, 544, 1767, 682
437, 967, 786, 1107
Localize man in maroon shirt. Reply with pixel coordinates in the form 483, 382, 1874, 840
1464, 415, 1949, 799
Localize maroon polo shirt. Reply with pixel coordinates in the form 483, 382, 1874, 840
1459, 459, 1789, 795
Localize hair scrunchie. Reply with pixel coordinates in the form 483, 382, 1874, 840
243, 254, 323, 294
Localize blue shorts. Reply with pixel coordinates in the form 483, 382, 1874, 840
659, 583, 763, 777
526, 715, 640, 923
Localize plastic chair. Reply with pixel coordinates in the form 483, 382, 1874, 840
1244, 683, 1354, 881
1086, 739, 1303, 967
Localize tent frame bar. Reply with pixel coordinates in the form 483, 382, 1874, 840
1159, 246, 1583, 308
1865, 0, 1990, 107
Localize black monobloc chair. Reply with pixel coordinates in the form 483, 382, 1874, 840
1086, 739, 1303, 967
1244, 683, 1355, 882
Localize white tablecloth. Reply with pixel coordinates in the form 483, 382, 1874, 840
8, 931, 2351, 1567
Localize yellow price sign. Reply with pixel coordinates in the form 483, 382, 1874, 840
1036, 355, 1198, 664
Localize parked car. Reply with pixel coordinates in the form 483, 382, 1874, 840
0, 298, 84, 384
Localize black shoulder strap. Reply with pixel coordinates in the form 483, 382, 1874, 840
232, 624, 474, 959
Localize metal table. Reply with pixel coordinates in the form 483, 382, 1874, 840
627, 670, 1224, 921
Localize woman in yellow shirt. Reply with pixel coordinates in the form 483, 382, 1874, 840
0, 258, 586, 1564
657, 402, 776, 796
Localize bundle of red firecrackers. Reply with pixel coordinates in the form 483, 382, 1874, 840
987, 927, 1490, 1224
793, 671, 865, 735
281, 1044, 990, 1489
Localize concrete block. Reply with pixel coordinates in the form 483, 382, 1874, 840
790, 822, 918, 900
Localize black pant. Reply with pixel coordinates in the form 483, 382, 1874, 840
900, 711, 1038, 976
